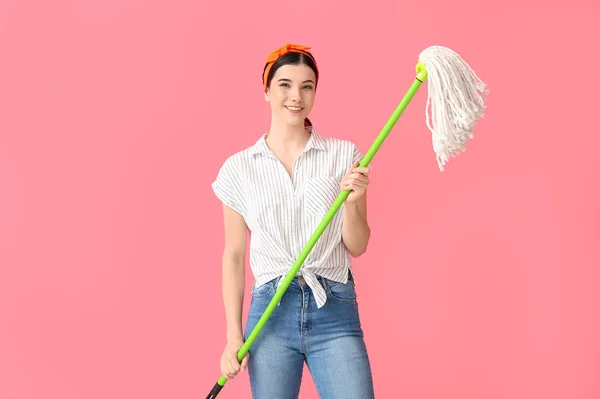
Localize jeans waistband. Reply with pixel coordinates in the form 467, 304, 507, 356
293, 269, 353, 281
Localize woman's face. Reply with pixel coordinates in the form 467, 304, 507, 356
265, 63, 317, 127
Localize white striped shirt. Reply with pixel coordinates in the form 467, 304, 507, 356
211, 127, 365, 309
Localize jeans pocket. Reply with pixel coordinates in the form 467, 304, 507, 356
325, 278, 357, 302
251, 278, 277, 298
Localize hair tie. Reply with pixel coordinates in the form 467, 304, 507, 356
263, 44, 317, 92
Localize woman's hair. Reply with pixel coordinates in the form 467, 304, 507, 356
262, 51, 319, 128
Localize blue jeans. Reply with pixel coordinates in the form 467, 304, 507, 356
244, 273, 375, 399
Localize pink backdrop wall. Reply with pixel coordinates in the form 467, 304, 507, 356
1, 1, 599, 398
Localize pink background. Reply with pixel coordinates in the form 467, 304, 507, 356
1, 1, 599, 398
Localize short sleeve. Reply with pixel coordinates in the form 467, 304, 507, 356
211, 157, 247, 219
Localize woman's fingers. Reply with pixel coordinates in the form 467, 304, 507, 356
240, 352, 249, 372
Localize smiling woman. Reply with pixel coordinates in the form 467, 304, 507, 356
211, 43, 375, 399
261, 44, 319, 129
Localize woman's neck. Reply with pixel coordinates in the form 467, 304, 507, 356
266, 120, 310, 153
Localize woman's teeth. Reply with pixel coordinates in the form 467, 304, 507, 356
286, 106, 302, 111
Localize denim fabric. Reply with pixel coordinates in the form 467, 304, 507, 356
244, 273, 375, 399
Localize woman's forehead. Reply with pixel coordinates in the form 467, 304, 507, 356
272, 64, 316, 81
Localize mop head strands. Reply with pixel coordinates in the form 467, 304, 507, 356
418, 46, 489, 171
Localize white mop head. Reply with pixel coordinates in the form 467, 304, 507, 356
418, 46, 488, 171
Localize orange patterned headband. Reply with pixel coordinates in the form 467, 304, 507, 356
263, 44, 318, 92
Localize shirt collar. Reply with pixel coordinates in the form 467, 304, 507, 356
250, 126, 327, 157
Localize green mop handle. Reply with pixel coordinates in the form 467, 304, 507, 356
205, 62, 428, 399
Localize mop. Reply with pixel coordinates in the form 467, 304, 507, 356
206, 45, 488, 398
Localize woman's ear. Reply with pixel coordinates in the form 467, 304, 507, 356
264, 90, 269, 102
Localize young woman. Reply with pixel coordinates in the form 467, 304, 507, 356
211, 43, 375, 399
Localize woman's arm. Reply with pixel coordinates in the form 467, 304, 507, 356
219, 204, 250, 379
341, 161, 371, 257
221, 204, 248, 341
342, 192, 370, 257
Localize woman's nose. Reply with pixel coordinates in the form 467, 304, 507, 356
290, 88, 302, 102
